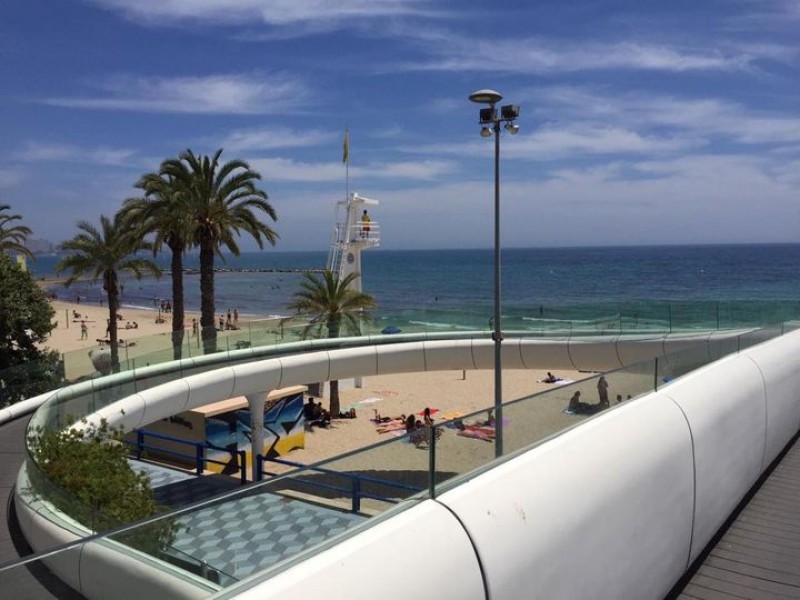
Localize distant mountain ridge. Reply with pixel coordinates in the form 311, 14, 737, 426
25, 238, 57, 254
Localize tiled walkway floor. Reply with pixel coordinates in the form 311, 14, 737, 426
133, 460, 368, 583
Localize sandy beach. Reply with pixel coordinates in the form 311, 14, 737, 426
38, 294, 599, 478
42, 298, 289, 379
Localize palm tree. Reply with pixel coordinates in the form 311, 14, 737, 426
0, 203, 33, 259
288, 270, 377, 416
57, 214, 160, 373
120, 170, 191, 361
161, 149, 277, 355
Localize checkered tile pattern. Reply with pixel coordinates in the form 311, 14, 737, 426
130, 459, 367, 582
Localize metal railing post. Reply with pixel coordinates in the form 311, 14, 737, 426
429, 426, 437, 500
239, 450, 247, 485
654, 357, 659, 392
195, 443, 203, 475
352, 475, 361, 513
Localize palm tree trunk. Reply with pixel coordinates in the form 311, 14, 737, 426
199, 239, 217, 354
327, 317, 341, 416
105, 270, 120, 373
329, 380, 340, 417
169, 244, 185, 360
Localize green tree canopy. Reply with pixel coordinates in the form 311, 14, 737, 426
161, 149, 278, 354
0, 202, 33, 259
0, 253, 61, 405
57, 213, 160, 373
288, 270, 377, 415
121, 169, 192, 360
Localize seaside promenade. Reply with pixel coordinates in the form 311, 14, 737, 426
2, 321, 798, 598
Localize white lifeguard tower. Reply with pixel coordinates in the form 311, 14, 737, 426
326, 192, 380, 291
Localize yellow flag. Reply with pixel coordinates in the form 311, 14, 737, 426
342, 129, 350, 164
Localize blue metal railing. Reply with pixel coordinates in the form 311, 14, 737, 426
256, 455, 424, 513
128, 429, 247, 485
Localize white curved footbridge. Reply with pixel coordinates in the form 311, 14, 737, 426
13, 330, 800, 599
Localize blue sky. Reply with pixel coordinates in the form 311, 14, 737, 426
1, 0, 799, 251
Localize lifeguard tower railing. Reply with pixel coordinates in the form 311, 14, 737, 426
327, 220, 380, 276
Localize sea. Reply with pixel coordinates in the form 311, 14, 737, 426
29, 244, 800, 335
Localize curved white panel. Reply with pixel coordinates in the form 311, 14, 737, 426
616, 336, 667, 367
437, 396, 695, 600
277, 354, 330, 389
183, 370, 236, 413
742, 330, 800, 466
91, 392, 148, 431
423, 339, 476, 371
374, 343, 426, 374
663, 354, 767, 563
79, 542, 212, 600
228, 501, 485, 600
229, 361, 282, 398
518, 340, 573, 370
328, 347, 378, 381
567, 337, 623, 371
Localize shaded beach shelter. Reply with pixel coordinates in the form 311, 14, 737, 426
381, 325, 402, 334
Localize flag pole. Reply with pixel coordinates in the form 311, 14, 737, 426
343, 126, 350, 199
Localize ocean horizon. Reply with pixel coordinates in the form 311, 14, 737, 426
31, 243, 800, 333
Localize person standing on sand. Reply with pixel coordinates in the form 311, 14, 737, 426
597, 376, 609, 407
233, 308, 239, 326
80, 320, 88, 340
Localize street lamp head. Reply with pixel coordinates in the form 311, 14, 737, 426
505, 123, 520, 135
500, 104, 520, 120
469, 88, 503, 105
480, 126, 493, 138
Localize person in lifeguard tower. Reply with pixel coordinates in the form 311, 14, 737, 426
360, 209, 371, 238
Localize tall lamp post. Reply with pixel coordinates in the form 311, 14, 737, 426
468, 89, 520, 458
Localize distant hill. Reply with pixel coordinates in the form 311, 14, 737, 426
25, 238, 56, 255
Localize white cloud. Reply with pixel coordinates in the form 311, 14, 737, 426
251, 158, 455, 182
410, 125, 696, 162
525, 86, 800, 149
219, 128, 335, 152
42, 73, 310, 115
89, 0, 434, 27
14, 141, 140, 166
0, 168, 24, 187
397, 32, 762, 74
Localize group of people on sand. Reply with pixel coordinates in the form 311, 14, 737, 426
566, 376, 630, 415
303, 397, 331, 428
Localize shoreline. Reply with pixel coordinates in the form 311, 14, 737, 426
40, 298, 593, 470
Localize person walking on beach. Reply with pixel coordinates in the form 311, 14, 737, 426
597, 376, 610, 407
360, 209, 371, 238
80, 320, 88, 340
233, 308, 239, 326
192, 318, 198, 337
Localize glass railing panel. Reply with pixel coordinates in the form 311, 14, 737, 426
657, 344, 711, 386
290, 433, 431, 516
737, 327, 781, 351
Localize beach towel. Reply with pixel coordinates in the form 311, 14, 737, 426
417, 408, 439, 416
538, 378, 575, 385
457, 425, 495, 442
439, 410, 464, 421
359, 397, 383, 404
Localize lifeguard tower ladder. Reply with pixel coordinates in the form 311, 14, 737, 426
326, 192, 380, 292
